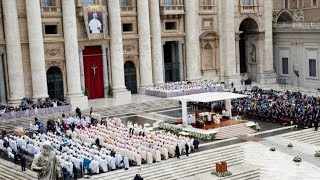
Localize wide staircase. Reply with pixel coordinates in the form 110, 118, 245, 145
0, 158, 37, 180
86, 144, 245, 180
215, 124, 255, 140
0, 99, 180, 132
279, 128, 320, 146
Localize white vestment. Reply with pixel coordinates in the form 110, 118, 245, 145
89, 19, 102, 33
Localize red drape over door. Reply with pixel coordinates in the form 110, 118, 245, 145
83, 46, 104, 99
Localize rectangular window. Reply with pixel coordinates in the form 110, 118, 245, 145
309, 59, 317, 77
44, 25, 58, 35
121, 0, 132, 6
165, 22, 177, 30
164, 0, 173, 5
42, 0, 54, 6
282, 58, 289, 75
122, 23, 133, 32
82, 0, 95, 5
242, 0, 254, 5
312, 0, 318, 6
284, 0, 289, 9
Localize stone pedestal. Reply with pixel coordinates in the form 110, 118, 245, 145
66, 95, 88, 110
258, 71, 277, 85
112, 90, 131, 100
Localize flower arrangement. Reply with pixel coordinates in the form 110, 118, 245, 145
158, 122, 216, 141
251, 122, 261, 131
293, 156, 302, 162
287, 143, 293, 148
196, 118, 205, 125
314, 151, 320, 157
211, 170, 232, 177
270, 145, 276, 151
91, 113, 102, 122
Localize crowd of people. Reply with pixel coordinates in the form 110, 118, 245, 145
145, 80, 224, 98
231, 88, 320, 128
0, 114, 198, 179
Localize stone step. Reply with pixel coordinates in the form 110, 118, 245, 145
220, 169, 260, 180
281, 130, 317, 139
91, 145, 244, 180
94, 145, 243, 179
143, 154, 244, 180
0, 160, 37, 180
215, 125, 254, 139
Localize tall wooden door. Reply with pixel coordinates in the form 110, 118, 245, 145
47, 66, 64, 100
83, 46, 104, 99
124, 61, 137, 94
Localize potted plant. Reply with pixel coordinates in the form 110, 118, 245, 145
270, 145, 276, 151
293, 156, 302, 162
314, 151, 320, 157
84, 88, 89, 97
211, 170, 232, 177
107, 84, 113, 98
287, 143, 293, 148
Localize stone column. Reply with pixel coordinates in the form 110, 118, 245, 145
263, 0, 274, 72
101, 45, 109, 94
108, 0, 130, 98
26, 0, 49, 101
137, 0, 153, 89
2, 0, 25, 104
150, 0, 164, 85
178, 41, 184, 80
0, 53, 6, 103
78, 46, 85, 92
235, 34, 241, 74
162, 42, 166, 82
221, 0, 239, 84
62, 0, 88, 109
185, 0, 201, 81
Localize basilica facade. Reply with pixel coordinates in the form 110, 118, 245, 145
273, 0, 320, 89
0, 0, 277, 109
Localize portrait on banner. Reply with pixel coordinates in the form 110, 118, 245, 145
83, 5, 107, 40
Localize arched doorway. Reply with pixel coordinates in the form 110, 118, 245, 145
124, 61, 137, 94
277, 11, 293, 22
47, 66, 64, 100
239, 18, 259, 81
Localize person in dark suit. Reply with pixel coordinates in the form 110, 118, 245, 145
185, 143, 189, 157
175, 144, 180, 159
20, 155, 26, 171
315, 119, 319, 131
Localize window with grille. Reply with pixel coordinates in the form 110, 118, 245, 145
282, 58, 289, 75
42, 0, 55, 6
309, 59, 317, 77
82, 0, 95, 5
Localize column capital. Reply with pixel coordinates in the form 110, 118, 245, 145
78, 46, 85, 52
101, 44, 108, 49
0, 48, 5, 55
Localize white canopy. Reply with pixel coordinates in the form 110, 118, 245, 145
170, 92, 248, 125
170, 92, 248, 103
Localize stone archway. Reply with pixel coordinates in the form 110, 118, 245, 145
277, 10, 293, 22
47, 66, 64, 100
239, 18, 259, 82
124, 61, 137, 94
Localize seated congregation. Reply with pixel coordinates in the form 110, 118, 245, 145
0, 116, 195, 178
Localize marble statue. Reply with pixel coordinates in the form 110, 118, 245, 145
31, 142, 62, 180
250, 44, 256, 62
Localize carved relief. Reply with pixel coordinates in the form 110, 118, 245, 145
123, 44, 135, 52
293, 10, 304, 22
202, 18, 213, 30
45, 48, 61, 57
46, 60, 65, 72
249, 44, 256, 62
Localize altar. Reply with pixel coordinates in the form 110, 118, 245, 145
170, 92, 248, 126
